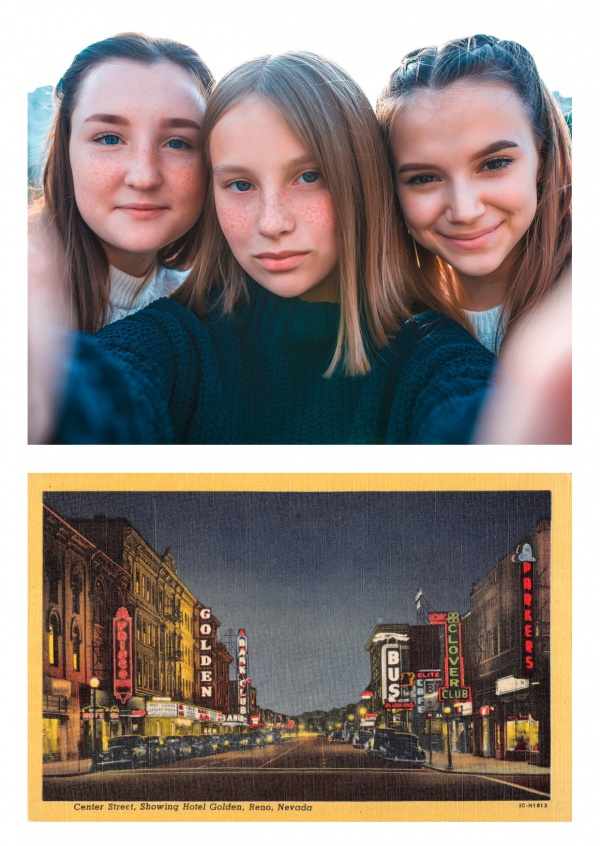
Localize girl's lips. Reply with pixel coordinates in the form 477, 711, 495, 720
440, 224, 501, 250
118, 206, 168, 220
254, 251, 309, 272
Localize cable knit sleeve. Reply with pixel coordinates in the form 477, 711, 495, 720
53, 299, 205, 444
384, 312, 496, 445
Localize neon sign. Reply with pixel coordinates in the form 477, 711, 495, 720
516, 544, 536, 676
199, 607, 213, 699
238, 629, 248, 716
112, 607, 133, 704
428, 611, 471, 702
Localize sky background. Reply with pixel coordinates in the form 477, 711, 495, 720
44, 488, 550, 716
24, 0, 573, 100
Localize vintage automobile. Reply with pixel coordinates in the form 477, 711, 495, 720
187, 736, 214, 757
146, 735, 177, 765
163, 735, 193, 759
328, 729, 345, 743
366, 730, 426, 767
351, 729, 373, 750
95, 735, 148, 770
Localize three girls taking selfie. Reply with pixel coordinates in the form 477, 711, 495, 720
29, 32, 571, 444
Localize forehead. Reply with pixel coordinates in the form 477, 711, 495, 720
72, 59, 206, 117
391, 80, 534, 158
210, 95, 309, 157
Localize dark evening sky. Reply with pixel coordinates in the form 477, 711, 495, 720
44, 489, 550, 715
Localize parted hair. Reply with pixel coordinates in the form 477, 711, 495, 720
175, 51, 411, 376
39, 32, 214, 332
376, 34, 572, 347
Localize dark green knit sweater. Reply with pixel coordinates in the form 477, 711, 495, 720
55, 280, 495, 444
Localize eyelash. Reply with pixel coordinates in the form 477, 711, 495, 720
406, 156, 515, 186
225, 171, 322, 193
91, 134, 192, 150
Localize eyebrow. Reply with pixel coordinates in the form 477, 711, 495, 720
83, 114, 202, 130
397, 140, 519, 174
213, 154, 317, 177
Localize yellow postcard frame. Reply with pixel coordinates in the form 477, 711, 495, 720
29, 472, 571, 822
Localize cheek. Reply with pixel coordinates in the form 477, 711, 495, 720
215, 200, 254, 249
397, 188, 433, 232
303, 195, 338, 247
70, 155, 121, 206
174, 160, 209, 216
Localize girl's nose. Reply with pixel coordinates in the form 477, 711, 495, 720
257, 190, 294, 238
124, 146, 163, 191
445, 181, 486, 224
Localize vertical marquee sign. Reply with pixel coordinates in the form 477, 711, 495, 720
113, 607, 133, 704
237, 629, 249, 718
198, 607, 213, 699
516, 543, 537, 677
428, 611, 471, 703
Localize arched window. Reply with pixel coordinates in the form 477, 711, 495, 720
71, 622, 82, 672
93, 579, 108, 626
70, 568, 83, 615
48, 611, 61, 667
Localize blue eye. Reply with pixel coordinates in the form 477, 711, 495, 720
95, 133, 121, 146
230, 180, 252, 193
298, 171, 320, 184
167, 138, 190, 150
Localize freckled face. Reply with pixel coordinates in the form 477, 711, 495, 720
210, 96, 339, 301
390, 81, 540, 301
69, 59, 207, 276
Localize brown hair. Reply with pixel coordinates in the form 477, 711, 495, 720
39, 32, 214, 332
175, 51, 410, 376
377, 34, 572, 348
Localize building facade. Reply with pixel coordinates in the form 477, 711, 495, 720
42, 506, 130, 762
463, 518, 551, 765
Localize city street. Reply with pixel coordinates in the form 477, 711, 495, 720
43, 735, 550, 803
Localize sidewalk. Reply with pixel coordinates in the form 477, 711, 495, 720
425, 749, 550, 775
43, 758, 93, 776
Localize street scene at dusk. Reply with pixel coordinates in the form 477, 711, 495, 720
31, 476, 569, 821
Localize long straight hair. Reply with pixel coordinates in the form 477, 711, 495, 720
377, 34, 572, 347
175, 51, 410, 376
38, 32, 214, 332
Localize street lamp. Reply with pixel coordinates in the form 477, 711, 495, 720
443, 706, 453, 771
89, 675, 100, 770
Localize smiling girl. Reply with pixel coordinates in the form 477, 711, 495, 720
31, 33, 213, 331
33, 51, 495, 444
377, 34, 571, 352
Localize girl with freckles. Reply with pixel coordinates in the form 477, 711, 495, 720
30, 32, 214, 332
376, 34, 571, 354
38, 51, 496, 444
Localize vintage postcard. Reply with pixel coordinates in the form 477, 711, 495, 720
29, 473, 571, 822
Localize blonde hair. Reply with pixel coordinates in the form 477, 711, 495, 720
377, 34, 572, 348
175, 51, 410, 375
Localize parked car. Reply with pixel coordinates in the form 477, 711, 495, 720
164, 735, 193, 759
352, 729, 373, 750
146, 736, 176, 765
188, 736, 214, 757
96, 735, 148, 770
366, 730, 426, 767
328, 729, 344, 743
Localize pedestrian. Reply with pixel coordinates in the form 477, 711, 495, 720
376, 34, 571, 353
29, 32, 213, 332
30, 51, 495, 444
